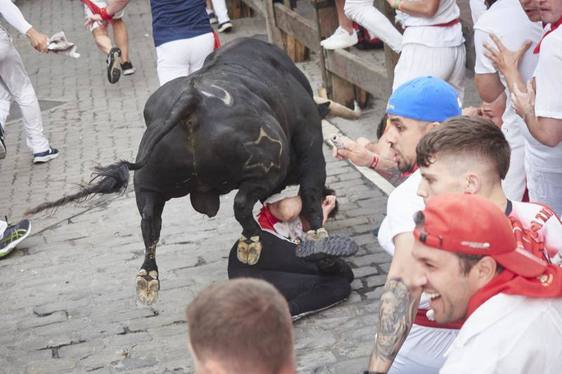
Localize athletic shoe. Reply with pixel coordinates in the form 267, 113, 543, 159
296, 234, 359, 261
0, 125, 6, 159
208, 11, 218, 24
106, 47, 122, 84
217, 21, 233, 33
0, 219, 31, 258
33, 147, 59, 164
320, 27, 358, 50
121, 61, 135, 76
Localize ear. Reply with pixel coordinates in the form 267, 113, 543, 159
472, 256, 498, 287
427, 121, 440, 131
464, 173, 481, 194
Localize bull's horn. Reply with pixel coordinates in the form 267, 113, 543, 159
313, 96, 361, 120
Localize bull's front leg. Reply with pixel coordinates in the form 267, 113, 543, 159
233, 185, 264, 266
135, 191, 166, 305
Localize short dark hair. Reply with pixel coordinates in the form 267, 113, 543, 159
416, 116, 511, 179
376, 114, 389, 140
186, 278, 293, 373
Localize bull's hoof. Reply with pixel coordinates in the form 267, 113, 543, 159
237, 235, 262, 265
136, 269, 160, 305
305, 228, 329, 241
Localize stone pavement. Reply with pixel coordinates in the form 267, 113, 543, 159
0, 1, 479, 373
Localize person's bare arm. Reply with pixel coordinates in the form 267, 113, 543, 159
474, 73, 505, 103
512, 82, 562, 147
368, 232, 421, 372
386, 0, 440, 17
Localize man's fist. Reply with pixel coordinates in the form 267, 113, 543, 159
26, 27, 49, 53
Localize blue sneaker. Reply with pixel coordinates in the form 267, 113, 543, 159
33, 147, 59, 164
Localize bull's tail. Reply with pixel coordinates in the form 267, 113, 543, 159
25, 161, 133, 215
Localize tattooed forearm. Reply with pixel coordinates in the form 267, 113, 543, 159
368, 278, 419, 372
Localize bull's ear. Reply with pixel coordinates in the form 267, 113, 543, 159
317, 102, 330, 119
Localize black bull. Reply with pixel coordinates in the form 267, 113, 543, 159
27, 38, 331, 304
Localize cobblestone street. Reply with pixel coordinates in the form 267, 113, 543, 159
1, 1, 416, 373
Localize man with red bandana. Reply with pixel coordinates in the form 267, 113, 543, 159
411, 193, 562, 373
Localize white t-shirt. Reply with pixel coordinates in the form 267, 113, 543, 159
530, 26, 562, 171
441, 293, 562, 374
510, 200, 562, 263
474, 0, 542, 148
378, 170, 424, 256
398, 0, 464, 48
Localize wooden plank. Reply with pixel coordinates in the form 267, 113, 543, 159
273, 4, 320, 51
240, 0, 265, 15
325, 48, 390, 99
264, 0, 284, 47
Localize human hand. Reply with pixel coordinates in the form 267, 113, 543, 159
511, 80, 536, 120
85, 14, 104, 29
462, 106, 483, 117
332, 137, 373, 167
484, 34, 532, 76
26, 27, 49, 53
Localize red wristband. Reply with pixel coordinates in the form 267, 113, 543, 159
368, 153, 380, 170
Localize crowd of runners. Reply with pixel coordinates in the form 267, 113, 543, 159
1, 0, 562, 373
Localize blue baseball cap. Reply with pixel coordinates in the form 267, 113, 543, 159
386, 76, 462, 122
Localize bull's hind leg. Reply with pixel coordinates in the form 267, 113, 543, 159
135, 191, 165, 305
234, 185, 265, 266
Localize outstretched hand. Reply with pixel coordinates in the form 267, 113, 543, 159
332, 137, 373, 167
26, 28, 49, 53
484, 34, 532, 75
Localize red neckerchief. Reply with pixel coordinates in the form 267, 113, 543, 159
466, 265, 562, 318
257, 205, 280, 231
401, 164, 419, 178
534, 17, 562, 54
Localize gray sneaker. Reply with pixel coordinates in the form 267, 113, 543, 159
106, 47, 122, 84
0, 219, 31, 258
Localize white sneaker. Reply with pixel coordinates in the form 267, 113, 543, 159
320, 27, 358, 50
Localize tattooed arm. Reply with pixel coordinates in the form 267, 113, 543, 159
367, 232, 422, 372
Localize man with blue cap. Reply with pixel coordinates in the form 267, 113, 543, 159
335, 76, 462, 373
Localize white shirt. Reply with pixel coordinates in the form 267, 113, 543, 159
378, 170, 424, 256
441, 293, 562, 373
510, 200, 562, 263
0, 0, 32, 34
530, 26, 562, 171
398, 0, 464, 48
474, 0, 542, 148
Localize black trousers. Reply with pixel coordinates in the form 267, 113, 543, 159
228, 230, 354, 317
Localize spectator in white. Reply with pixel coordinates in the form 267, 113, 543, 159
321, 0, 395, 50
411, 194, 562, 373
345, 0, 465, 98
81, 0, 135, 84
0, 0, 59, 163
206, 0, 232, 33
469, 0, 487, 23
472, 0, 543, 201
340, 0, 402, 53
186, 278, 296, 374
347, 77, 462, 374
484, 0, 562, 215
86, 0, 216, 86
416, 116, 562, 264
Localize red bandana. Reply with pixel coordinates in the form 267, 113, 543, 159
466, 264, 562, 317
534, 17, 562, 54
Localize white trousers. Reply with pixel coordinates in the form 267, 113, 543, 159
0, 30, 49, 154
155, 32, 215, 86
344, 0, 403, 53
211, 0, 230, 24
389, 324, 458, 374
525, 160, 562, 217
502, 140, 526, 201
393, 43, 466, 100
